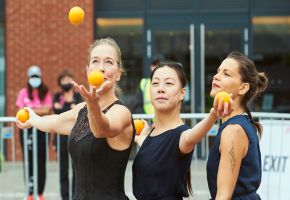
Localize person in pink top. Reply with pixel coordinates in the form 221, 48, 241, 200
16, 65, 52, 200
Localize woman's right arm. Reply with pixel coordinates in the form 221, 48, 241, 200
17, 102, 85, 135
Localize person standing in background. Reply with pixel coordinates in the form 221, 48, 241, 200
53, 69, 82, 200
16, 65, 53, 200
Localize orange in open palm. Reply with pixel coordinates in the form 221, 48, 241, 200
16, 109, 29, 123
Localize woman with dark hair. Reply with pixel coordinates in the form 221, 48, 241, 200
53, 69, 82, 200
16, 65, 53, 200
207, 51, 268, 199
133, 61, 232, 200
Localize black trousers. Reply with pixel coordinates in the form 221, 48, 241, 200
57, 135, 75, 200
20, 128, 46, 195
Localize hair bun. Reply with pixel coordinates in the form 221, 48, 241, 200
257, 72, 268, 94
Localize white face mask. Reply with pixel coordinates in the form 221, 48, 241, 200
29, 77, 41, 88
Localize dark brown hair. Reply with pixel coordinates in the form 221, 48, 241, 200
227, 51, 268, 137
27, 79, 49, 101
57, 69, 73, 86
151, 61, 187, 89
150, 61, 192, 194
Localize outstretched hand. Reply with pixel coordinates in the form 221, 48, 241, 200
16, 107, 37, 129
211, 93, 234, 118
72, 80, 112, 107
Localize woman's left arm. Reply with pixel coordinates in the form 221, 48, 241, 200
88, 103, 132, 138
215, 125, 248, 200
73, 81, 132, 138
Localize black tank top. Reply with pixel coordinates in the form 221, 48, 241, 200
68, 100, 135, 200
133, 125, 193, 199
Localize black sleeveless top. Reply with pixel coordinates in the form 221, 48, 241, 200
133, 125, 193, 200
68, 100, 135, 200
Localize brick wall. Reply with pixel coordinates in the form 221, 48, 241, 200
5, 0, 94, 160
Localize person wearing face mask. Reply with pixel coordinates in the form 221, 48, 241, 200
16, 65, 53, 200
53, 69, 82, 200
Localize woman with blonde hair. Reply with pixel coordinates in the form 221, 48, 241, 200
17, 38, 134, 200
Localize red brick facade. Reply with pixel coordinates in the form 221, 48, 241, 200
5, 0, 94, 160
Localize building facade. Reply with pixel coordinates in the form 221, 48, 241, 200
1, 0, 290, 160
94, 0, 290, 113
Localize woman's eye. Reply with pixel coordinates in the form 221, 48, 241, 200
166, 82, 173, 85
106, 60, 113, 65
152, 82, 158, 85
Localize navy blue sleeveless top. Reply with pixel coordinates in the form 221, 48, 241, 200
207, 115, 262, 200
68, 100, 134, 200
133, 124, 193, 200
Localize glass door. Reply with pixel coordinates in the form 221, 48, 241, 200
190, 24, 247, 114
189, 23, 248, 159
96, 18, 144, 104
150, 28, 191, 112
149, 24, 249, 115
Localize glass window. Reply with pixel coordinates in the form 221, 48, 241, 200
253, 16, 290, 112
96, 18, 143, 104
152, 30, 190, 112
205, 29, 242, 112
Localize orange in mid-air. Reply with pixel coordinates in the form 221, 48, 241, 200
16, 108, 29, 123
134, 119, 145, 135
215, 91, 231, 108
68, 6, 85, 25
88, 71, 105, 87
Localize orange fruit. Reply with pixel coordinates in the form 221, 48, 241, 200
215, 91, 231, 108
68, 6, 84, 25
16, 108, 29, 123
88, 70, 104, 87
134, 119, 144, 135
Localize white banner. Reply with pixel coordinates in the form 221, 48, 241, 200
258, 120, 290, 200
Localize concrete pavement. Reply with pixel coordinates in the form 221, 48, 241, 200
0, 160, 211, 200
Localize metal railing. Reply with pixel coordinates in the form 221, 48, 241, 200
1, 112, 290, 199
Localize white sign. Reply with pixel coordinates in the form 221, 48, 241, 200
258, 120, 290, 200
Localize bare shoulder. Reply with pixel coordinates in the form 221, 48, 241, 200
107, 104, 132, 119
220, 124, 248, 149
106, 104, 133, 149
222, 124, 247, 137
71, 102, 86, 117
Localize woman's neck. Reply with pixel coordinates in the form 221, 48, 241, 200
98, 87, 118, 110
63, 90, 74, 101
154, 108, 183, 131
221, 99, 245, 123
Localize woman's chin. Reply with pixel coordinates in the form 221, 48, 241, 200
209, 90, 215, 97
